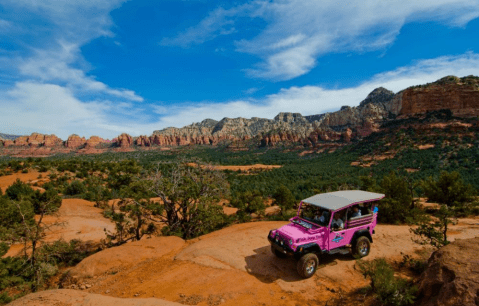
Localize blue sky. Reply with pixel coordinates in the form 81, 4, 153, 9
1, 0, 479, 139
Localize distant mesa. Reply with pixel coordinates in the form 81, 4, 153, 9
1, 75, 478, 156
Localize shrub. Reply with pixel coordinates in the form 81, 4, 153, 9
64, 181, 86, 196
422, 171, 474, 206
5, 179, 35, 201
377, 172, 424, 224
273, 185, 296, 215
37, 239, 96, 267
231, 190, 265, 216
358, 258, 417, 306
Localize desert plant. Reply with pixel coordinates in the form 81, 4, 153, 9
273, 185, 296, 215
231, 190, 266, 221
410, 205, 454, 248
358, 258, 417, 306
422, 171, 474, 206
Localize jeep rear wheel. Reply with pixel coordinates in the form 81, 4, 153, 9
297, 253, 318, 278
353, 236, 370, 259
271, 245, 287, 258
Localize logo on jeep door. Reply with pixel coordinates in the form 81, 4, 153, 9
332, 234, 344, 243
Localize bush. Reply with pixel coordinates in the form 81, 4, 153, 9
37, 239, 96, 267
64, 181, 86, 196
273, 185, 296, 215
231, 190, 265, 217
377, 172, 424, 224
358, 258, 417, 306
5, 179, 35, 201
422, 171, 474, 206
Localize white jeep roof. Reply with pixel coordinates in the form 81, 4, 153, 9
301, 190, 385, 211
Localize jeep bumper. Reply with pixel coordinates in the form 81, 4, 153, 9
268, 235, 295, 256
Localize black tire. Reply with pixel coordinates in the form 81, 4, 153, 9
352, 236, 371, 259
297, 253, 319, 278
271, 245, 287, 258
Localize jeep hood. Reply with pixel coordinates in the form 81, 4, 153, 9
277, 223, 325, 239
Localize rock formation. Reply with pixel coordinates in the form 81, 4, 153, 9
136, 135, 151, 146
65, 134, 86, 148
10, 133, 62, 147
0, 75, 478, 155
400, 75, 479, 117
85, 136, 106, 148
116, 133, 133, 148
417, 237, 479, 306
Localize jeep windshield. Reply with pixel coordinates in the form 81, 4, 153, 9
297, 202, 330, 227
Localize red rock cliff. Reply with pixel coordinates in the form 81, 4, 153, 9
400, 76, 479, 117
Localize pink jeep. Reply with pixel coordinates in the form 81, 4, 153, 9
268, 190, 385, 278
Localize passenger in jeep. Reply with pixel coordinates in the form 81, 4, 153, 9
314, 210, 329, 225
331, 213, 343, 230
350, 206, 361, 218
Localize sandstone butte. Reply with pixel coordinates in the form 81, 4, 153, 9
1, 75, 478, 153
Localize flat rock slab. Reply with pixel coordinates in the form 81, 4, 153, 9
9, 289, 183, 306
68, 236, 185, 279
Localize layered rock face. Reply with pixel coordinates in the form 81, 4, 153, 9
400, 76, 479, 117
417, 237, 479, 306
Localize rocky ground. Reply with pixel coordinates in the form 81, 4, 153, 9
8, 218, 479, 306
2, 172, 479, 306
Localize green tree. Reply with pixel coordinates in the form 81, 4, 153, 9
5, 179, 35, 201
359, 176, 378, 192
272, 185, 296, 215
64, 180, 86, 196
231, 190, 265, 221
377, 172, 421, 224
410, 205, 454, 248
0, 196, 63, 291
104, 180, 160, 245
126, 161, 230, 240
422, 171, 474, 206
165, 162, 228, 239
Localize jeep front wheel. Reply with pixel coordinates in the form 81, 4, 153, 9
271, 245, 287, 258
353, 236, 370, 259
297, 253, 318, 278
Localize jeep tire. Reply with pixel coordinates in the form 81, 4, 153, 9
352, 236, 370, 259
297, 253, 319, 278
271, 245, 287, 258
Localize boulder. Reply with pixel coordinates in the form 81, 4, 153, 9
417, 237, 479, 306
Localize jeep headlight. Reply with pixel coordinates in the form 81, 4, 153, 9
289, 239, 293, 245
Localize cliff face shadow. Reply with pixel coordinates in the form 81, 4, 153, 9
243, 245, 347, 284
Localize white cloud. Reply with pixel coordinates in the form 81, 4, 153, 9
159, 2, 263, 47
18, 42, 143, 102
1, 0, 126, 44
0, 82, 106, 138
165, 0, 479, 80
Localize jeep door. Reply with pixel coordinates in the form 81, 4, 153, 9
328, 208, 355, 250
